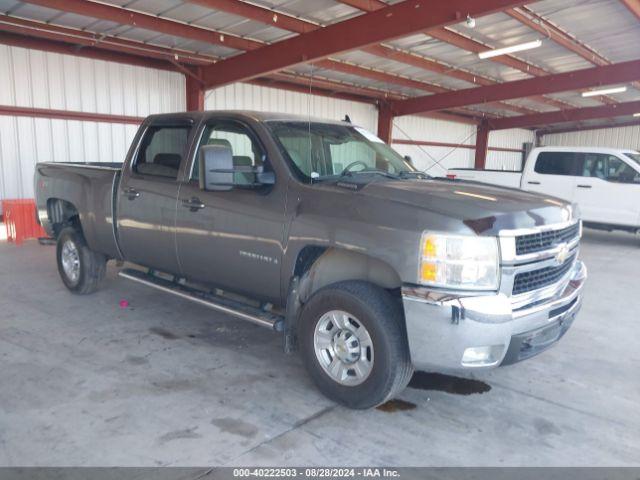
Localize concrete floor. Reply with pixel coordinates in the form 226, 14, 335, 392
0, 229, 639, 467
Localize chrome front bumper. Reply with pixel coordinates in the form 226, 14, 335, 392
401, 260, 587, 371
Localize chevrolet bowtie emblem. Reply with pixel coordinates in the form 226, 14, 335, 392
555, 243, 570, 265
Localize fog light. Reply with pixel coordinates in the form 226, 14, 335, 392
461, 345, 504, 367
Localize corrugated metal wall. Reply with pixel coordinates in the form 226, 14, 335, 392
391, 115, 534, 174
0, 45, 185, 210
541, 125, 640, 150
205, 83, 378, 131
486, 129, 535, 170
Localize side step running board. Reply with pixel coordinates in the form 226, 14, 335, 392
119, 268, 284, 331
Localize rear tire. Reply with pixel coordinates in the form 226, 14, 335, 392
299, 280, 413, 409
56, 226, 106, 294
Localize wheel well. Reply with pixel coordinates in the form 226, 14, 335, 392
47, 199, 80, 238
295, 246, 402, 303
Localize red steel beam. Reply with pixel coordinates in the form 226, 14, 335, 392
200, 0, 534, 88
20, 0, 262, 52
620, 0, 640, 21
537, 119, 640, 136
0, 14, 216, 66
475, 120, 490, 168
489, 100, 640, 130
377, 104, 394, 143
0, 31, 178, 71
186, 67, 205, 111
392, 60, 640, 117
0, 104, 144, 124
393, 139, 523, 153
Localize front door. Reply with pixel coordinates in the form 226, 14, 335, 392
175, 120, 285, 303
573, 153, 640, 226
117, 122, 194, 275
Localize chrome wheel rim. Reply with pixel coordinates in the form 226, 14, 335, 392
61, 239, 80, 284
313, 310, 374, 386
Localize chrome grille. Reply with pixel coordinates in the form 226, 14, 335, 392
515, 223, 580, 256
512, 254, 576, 295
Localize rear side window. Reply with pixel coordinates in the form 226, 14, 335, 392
134, 126, 191, 179
534, 152, 580, 176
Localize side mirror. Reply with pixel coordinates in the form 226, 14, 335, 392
199, 144, 234, 191
199, 145, 275, 191
256, 169, 275, 185
404, 155, 414, 167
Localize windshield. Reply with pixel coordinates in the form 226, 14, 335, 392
267, 121, 414, 182
624, 152, 640, 166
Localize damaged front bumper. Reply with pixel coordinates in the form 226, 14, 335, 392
401, 260, 587, 371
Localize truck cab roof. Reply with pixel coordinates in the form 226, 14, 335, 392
533, 146, 640, 156
145, 110, 357, 128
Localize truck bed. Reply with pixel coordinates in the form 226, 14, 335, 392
447, 168, 523, 189
35, 162, 122, 259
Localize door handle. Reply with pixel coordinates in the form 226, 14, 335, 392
577, 185, 592, 189
123, 187, 140, 200
527, 181, 541, 185
181, 197, 205, 212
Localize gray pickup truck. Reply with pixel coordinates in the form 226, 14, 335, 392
35, 111, 587, 409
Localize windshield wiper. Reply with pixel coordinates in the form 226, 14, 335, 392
398, 170, 430, 179
341, 168, 399, 180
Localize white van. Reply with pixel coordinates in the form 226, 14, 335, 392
448, 147, 640, 233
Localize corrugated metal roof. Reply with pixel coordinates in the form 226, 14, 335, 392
529, 0, 640, 64
0, 0, 638, 126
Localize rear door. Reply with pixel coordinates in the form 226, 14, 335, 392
117, 119, 196, 275
573, 153, 640, 226
523, 151, 580, 202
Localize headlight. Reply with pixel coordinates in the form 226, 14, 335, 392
419, 232, 499, 290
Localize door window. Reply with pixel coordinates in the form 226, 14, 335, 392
580, 154, 639, 183
192, 122, 265, 184
534, 152, 580, 176
133, 126, 191, 179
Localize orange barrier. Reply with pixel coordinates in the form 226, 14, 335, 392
2, 199, 47, 245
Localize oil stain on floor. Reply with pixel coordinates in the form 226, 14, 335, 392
376, 399, 417, 412
376, 372, 490, 413
408, 371, 491, 395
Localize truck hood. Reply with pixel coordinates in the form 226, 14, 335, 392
352, 178, 575, 235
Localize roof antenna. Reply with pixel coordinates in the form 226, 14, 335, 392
343, 114, 352, 123
307, 63, 315, 183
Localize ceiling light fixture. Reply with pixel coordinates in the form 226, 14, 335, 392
478, 39, 542, 59
581, 86, 627, 97
466, 15, 476, 28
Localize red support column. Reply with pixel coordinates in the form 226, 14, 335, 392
186, 69, 205, 111
475, 120, 490, 169
377, 104, 394, 144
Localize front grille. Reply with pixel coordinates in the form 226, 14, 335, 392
515, 223, 580, 255
512, 254, 576, 295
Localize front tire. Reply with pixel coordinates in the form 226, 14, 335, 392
299, 281, 413, 409
56, 226, 106, 294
